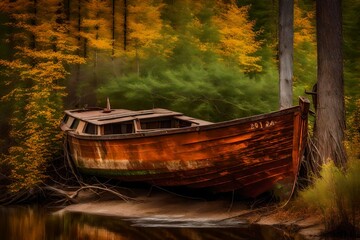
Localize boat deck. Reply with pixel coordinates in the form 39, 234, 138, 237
65, 108, 213, 126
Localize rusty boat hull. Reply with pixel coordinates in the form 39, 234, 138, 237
62, 98, 310, 198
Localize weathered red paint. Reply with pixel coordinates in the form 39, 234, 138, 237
62, 97, 310, 197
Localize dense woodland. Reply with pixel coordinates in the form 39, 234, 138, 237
0, 0, 359, 203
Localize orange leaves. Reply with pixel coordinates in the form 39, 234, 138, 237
213, 3, 262, 72
81, 32, 113, 51
125, 0, 163, 58
1, 0, 82, 192
294, 4, 315, 47
80, 0, 113, 54
17, 47, 85, 65
0, 59, 29, 71
0, 0, 32, 14
6, 85, 64, 191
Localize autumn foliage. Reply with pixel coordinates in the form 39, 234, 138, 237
0, 0, 358, 197
0, 0, 84, 192
214, 3, 262, 72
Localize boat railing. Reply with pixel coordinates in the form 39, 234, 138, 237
135, 128, 177, 133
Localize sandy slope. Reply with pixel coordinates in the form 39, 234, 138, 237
57, 189, 324, 239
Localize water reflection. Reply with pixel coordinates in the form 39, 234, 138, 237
0, 206, 308, 240
0, 206, 46, 240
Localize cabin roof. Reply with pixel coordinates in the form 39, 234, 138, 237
64, 108, 212, 125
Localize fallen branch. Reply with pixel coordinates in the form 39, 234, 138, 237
43, 184, 138, 204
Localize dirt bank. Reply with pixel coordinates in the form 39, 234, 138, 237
57, 188, 324, 239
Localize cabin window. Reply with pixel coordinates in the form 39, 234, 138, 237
141, 119, 172, 129
140, 117, 192, 129
84, 123, 97, 134
176, 119, 192, 128
103, 122, 133, 135
70, 119, 80, 129
62, 115, 69, 124
64, 116, 75, 127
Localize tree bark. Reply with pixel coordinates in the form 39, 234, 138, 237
29, 0, 37, 54
112, 0, 116, 57
123, 0, 127, 51
278, 0, 294, 109
315, 0, 346, 166
65, 0, 71, 21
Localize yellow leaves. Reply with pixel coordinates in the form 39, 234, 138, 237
128, 23, 161, 46
1, 0, 81, 193
80, 32, 112, 51
86, 0, 111, 18
7, 141, 48, 192
82, 19, 108, 29
25, 63, 66, 83
80, 0, 112, 53
18, 48, 85, 65
9, 13, 35, 22
125, 0, 163, 57
35, 27, 79, 52
0, 59, 29, 71
6, 92, 64, 191
218, 4, 252, 26
214, 3, 262, 72
17, 47, 85, 63
1, 88, 22, 102
292, 1, 316, 85
0, 0, 32, 14
294, 4, 315, 47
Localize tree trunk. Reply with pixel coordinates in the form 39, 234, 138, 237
315, 0, 346, 167
123, 0, 127, 51
66, 0, 82, 108
65, 0, 71, 21
112, 0, 115, 57
30, 0, 37, 53
278, 0, 294, 109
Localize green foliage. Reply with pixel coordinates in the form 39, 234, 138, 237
238, 0, 278, 73
96, 0, 275, 122
346, 99, 360, 160
343, 0, 360, 113
99, 63, 278, 122
293, 2, 317, 107
299, 159, 360, 231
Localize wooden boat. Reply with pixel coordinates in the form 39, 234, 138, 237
61, 97, 310, 197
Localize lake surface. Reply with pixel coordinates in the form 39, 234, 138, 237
0, 205, 310, 240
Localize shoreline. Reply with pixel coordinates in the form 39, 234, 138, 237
57, 189, 324, 239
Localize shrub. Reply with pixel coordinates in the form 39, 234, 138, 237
299, 159, 360, 235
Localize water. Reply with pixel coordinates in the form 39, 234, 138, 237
0, 205, 307, 240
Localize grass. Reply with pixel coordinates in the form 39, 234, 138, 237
297, 155, 360, 237
294, 100, 360, 237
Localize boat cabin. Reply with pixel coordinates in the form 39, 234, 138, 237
61, 108, 212, 136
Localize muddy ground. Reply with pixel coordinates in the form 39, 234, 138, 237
57, 187, 324, 239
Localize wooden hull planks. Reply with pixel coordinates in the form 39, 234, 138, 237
62, 97, 310, 197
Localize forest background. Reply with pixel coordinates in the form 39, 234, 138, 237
0, 0, 359, 195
